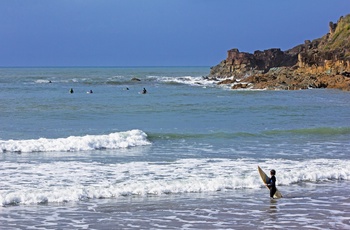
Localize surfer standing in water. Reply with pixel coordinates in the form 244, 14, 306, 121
267, 169, 277, 198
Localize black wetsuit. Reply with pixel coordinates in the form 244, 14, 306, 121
267, 175, 276, 198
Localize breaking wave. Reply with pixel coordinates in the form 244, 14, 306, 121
0, 129, 151, 153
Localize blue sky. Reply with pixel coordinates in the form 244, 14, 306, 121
0, 0, 349, 66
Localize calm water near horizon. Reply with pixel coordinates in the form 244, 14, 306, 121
0, 67, 350, 229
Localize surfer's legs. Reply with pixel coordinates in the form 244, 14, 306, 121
270, 187, 277, 198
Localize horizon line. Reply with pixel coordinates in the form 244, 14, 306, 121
0, 65, 211, 68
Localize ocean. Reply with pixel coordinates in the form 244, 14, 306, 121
0, 67, 349, 229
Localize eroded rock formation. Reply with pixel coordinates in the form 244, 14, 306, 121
209, 14, 350, 90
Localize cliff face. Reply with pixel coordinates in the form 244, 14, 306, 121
209, 14, 350, 90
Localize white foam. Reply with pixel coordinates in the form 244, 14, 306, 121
154, 76, 217, 87
35, 79, 52, 84
0, 129, 151, 153
1, 158, 350, 206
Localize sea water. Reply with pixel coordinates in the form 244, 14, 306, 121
0, 67, 350, 229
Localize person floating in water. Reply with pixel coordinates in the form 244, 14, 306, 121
69, 88, 74, 94
267, 169, 277, 198
142, 88, 147, 94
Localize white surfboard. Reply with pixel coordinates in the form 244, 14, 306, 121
258, 166, 283, 199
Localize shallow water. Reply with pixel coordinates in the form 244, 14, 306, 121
1, 182, 349, 229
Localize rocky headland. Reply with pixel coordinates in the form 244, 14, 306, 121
208, 14, 350, 90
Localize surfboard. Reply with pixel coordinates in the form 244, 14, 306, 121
258, 166, 283, 199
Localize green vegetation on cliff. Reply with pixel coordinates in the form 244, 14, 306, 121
321, 14, 350, 57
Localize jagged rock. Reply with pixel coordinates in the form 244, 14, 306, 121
209, 14, 350, 91
131, 77, 141, 81
231, 82, 251, 89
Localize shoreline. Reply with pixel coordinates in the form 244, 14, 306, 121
1, 181, 349, 229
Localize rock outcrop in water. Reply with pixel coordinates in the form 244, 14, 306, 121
208, 14, 350, 90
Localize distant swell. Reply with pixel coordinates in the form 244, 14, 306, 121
148, 132, 258, 141
0, 130, 151, 153
263, 127, 350, 136
148, 127, 350, 141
